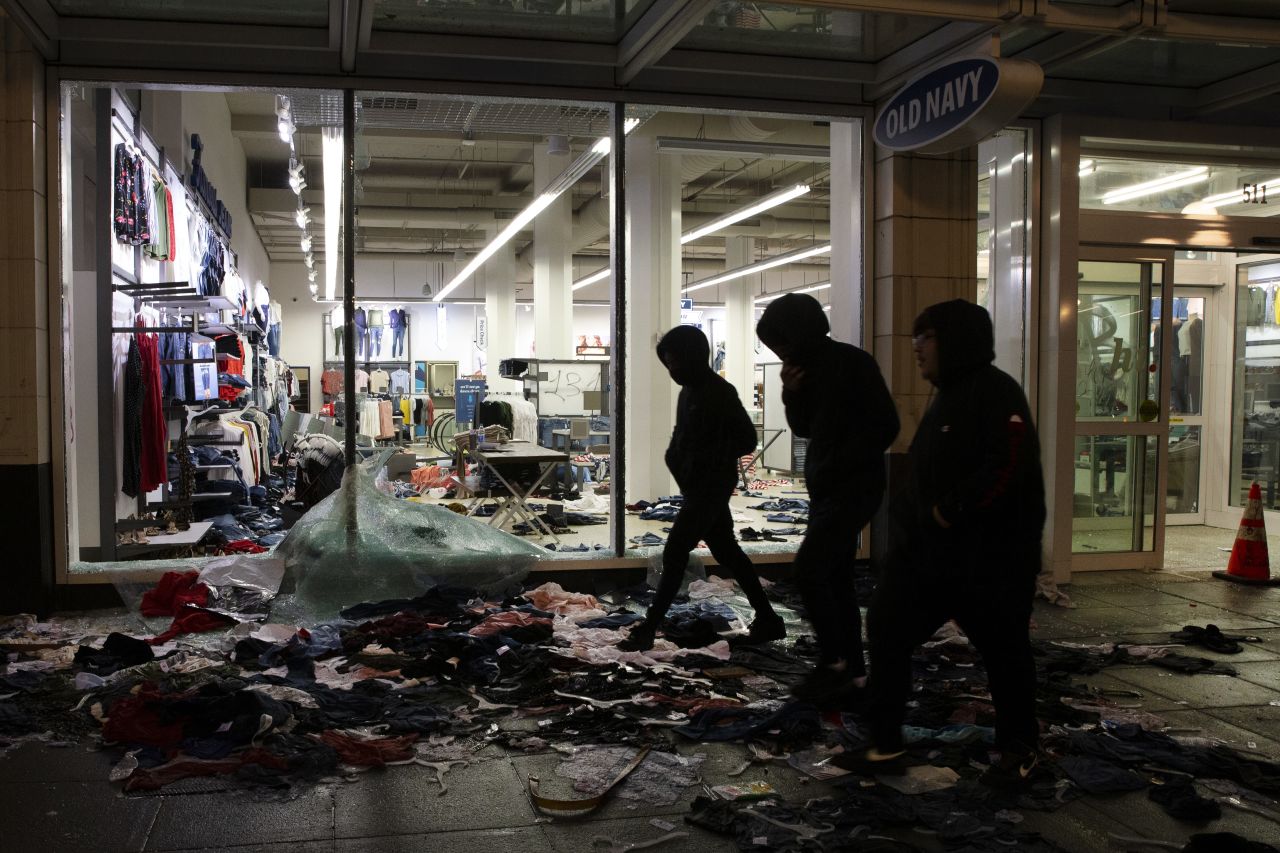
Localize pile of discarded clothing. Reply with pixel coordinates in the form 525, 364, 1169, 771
1, 578, 1278, 850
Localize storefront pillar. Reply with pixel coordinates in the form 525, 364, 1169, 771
869, 145, 977, 564
533, 140, 573, 359
724, 236, 756, 404
484, 237, 517, 377
0, 18, 54, 612
828, 119, 863, 347
624, 131, 681, 502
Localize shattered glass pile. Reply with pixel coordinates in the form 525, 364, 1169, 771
2, 573, 1280, 851
272, 466, 545, 621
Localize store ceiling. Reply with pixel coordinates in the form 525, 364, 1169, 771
14, 0, 1280, 299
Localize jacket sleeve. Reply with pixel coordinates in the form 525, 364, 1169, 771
935, 378, 1032, 528
781, 384, 812, 438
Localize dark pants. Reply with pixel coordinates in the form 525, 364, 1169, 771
649, 495, 775, 624
867, 563, 1038, 752
391, 326, 406, 358
794, 493, 880, 675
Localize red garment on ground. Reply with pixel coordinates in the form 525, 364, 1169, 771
102, 683, 186, 747
123, 748, 289, 792
317, 730, 418, 766
136, 331, 168, 493
147, 608, 236, 645
218, 539, 267, 555
140, 571, 209, 617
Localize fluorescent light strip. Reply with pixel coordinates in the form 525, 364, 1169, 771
1199, 177, 1280, 208
680, 184, 810, 244
572, 267, 610, 291
1079, 158, 1095, 177
436, 119, 639, 303
1102, 166, 1208, 205
322, 127, 343, 301
684, 243, 832, 294
754, 280, 831, 305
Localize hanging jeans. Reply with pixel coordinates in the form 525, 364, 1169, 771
354, 324, 368, 357
333, 324, 343, 356
391, 326, 406, 358
369, 326, 384, 358
267, 323, 281, 357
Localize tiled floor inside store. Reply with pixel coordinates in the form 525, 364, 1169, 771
11, 540, 1280, 851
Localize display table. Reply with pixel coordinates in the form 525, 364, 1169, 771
468, 441, 569, 540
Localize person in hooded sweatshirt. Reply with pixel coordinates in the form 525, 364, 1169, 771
843, 299, 1046, 787
618, 325, 785, 651
755, 293, 899, 701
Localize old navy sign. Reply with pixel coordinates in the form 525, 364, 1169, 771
874, 56, 1043, 154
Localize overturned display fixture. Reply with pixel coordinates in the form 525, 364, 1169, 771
272, 460, 546, 621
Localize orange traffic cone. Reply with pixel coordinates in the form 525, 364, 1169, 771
1214, 482, 1280, 586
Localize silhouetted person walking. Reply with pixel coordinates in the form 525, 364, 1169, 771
620, 326, 784, 651
756, 294, 898, 700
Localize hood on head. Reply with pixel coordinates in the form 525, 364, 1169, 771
656, 325, 712, 385
755, 293, 830, 359
912, 299, 995, 385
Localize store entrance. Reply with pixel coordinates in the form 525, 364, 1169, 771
1071, 246, 1175, 568
1165, 285, 1212, 526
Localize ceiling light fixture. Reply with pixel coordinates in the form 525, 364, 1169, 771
1078, 158, 1095, 177
680, 184, 811, 244
1101, 166, 1208, 205
572, 268, 610, 291
288, 158, 306, 194
753, 280, 831, 305
276, 95, 295, 147
435, 119, 639, 303
322, 126, 343, 301
684, 243, 832, 294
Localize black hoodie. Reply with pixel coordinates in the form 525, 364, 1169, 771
657, 326, 757, 498
756, 293, 899, 499
904, 299, 1046, 576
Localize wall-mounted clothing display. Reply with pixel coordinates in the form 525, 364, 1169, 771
355, 368, 370, 392
320, 368, 342, 397
112, 143, 152, 246
369, 368, 390, 393
389, 368, 411, 394
353, 307, 368, 357
389, 309, 407, 358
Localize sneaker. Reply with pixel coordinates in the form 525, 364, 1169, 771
618, 621, 657, 652
738, 614, 786, 645
791, 664, 858, 702
979, 748, 1040, 790
829, 747, 908, 776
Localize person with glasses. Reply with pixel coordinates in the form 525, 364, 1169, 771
755, 293, 899, 703
845, 299, 1046, 788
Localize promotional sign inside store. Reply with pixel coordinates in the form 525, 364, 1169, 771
873, 54, 1043, 154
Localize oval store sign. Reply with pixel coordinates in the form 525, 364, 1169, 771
874, 56, 1043, 154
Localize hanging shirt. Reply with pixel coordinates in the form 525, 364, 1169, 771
389, 368, 412, 394
355, 368, 370, 392
369, 369, 391, 393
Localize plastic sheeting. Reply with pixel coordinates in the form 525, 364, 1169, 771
271, 464, 545, 621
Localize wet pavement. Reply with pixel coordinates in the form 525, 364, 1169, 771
2, 567, 1279, 852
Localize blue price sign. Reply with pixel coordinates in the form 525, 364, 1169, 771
454, 379, 487, 424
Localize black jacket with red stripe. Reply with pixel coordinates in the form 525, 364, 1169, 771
899, 300, 1046, 581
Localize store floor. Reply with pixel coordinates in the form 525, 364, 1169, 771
5, 565, 1280, 852
1073, 521, 1280, 568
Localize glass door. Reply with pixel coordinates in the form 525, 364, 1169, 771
1072, 249, 1174, 567
1164, 286, 1211, 524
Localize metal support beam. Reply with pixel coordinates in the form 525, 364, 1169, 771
339, 0, 368, 73
616, 0, 716, 85
609, 105, 626, 557
651, 48, 875, 84
870, 21, 996, 99
1190, 60, 1280, 117
343, 90, 357, 466
656, 137, 831, 162
0, 0, 57, 58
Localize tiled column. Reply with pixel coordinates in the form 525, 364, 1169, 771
872, 146, 978, 446
0, 17, 54, 612
869, 146, 977, 565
